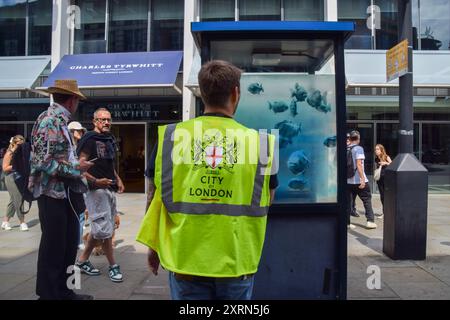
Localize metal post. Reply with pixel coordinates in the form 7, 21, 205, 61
398, 0, 414, 153
382, 0, 428, 261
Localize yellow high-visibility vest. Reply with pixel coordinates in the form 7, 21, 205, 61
136, 115, 275, 277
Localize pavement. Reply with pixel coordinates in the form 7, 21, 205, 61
0, 191, 449, 300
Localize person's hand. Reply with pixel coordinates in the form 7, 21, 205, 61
95, 178, 113, 188
147, 248, 160, 276
359, 181, 366, 189
117, 179, 125, 194
78, 159, 94, 172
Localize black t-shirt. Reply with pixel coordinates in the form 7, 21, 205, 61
80, 136, 116, 183
145, 113, 279, 189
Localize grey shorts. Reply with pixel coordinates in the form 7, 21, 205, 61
85, 189, 117, 240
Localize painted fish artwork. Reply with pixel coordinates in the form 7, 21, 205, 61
275, 120, 302, 139
306, 90, 332, 113
268, 100, 289, 113
289, 99, 298, 117
323, 136, 337, 148
287, 150, 310, 175
235, 73, 338, 204
247, 82, 264, 95
288, 175, 309, 190
290, 83, 308, 102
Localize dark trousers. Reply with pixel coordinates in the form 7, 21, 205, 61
347, 183, 375, 224
36, 195, 79, 300
377, 176, 385, 210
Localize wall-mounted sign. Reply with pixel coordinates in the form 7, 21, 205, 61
79, 101, 181, 122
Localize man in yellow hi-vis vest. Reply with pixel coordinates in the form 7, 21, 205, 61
136, 60, 278, 300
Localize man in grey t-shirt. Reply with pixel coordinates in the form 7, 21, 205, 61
347, 131, 376, 229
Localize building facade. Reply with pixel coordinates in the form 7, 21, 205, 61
0, 0, 449, 193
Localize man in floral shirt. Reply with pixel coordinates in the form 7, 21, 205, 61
29, 79, 94, 300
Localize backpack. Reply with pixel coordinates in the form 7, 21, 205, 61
11, 142, 34, 214
346, 145, 357, 179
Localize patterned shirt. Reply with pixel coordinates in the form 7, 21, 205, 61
29, 103, 81, 199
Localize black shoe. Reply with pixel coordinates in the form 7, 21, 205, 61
350, 211, 360, 217
68, 293, 94, 300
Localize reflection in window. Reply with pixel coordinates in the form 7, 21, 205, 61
284, 0, 324, 21
109, 0, 148, 52
375, 0, 397, 50
338, 0, 372, 49
417, 0, 450, 50
28, 0, 52, 55
200, 0, 234, 21
151, 0, 184, 51
0, 0, 26, 56
74, 0, 106, 54
338, 0, 398, 50
239, 0, 281, 21
422, 124, 450, 192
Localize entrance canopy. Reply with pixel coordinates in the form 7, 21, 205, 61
42, 51, 183, 94
0, 56, 50, 91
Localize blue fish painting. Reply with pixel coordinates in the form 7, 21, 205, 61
275, 120, 302, 139
288, 175, 309, 190
287, 150, 310, 175
268, 100, 289, 113
306, 90, 332, 113
247, 83, 264, 95
290, 83, 308, 102
289, 99, 298, 117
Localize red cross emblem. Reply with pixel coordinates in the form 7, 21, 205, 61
205, 145, 223, 169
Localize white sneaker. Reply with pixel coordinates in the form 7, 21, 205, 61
366, 221, 377, 229
20, 223, 29, 231
1, 221, 12, 231
348, 224, 356, 230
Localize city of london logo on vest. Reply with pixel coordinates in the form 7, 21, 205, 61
205, 145, 223, 169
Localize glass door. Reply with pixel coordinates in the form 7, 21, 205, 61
111, 123, 146, 193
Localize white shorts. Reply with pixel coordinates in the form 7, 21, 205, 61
85, 189, 117, 240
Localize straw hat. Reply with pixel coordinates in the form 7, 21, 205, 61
46, 79, 86, 100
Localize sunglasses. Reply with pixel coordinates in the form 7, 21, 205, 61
95, 118, 112, 123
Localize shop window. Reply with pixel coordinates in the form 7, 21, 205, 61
413, 0, 450, 50
239, 0, 281, 21
109, 0, 148, 53
28, 0, 52, 55
0, 124, 26, 191
74, 0, 106, 54
422, 124, 450, 192
151, 0, 184, 51
0, 0, 26, 56
284, 0, 324, 21
200, 0, 235, 22
338, 0, 398, 50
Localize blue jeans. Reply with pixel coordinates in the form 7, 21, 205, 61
169, 272, 254, 300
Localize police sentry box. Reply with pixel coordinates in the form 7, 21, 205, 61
191, 21, 354, 299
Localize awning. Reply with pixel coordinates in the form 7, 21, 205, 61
42, 51, 183, 94
0, 55, 50, 91
345, 50, 450, 88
